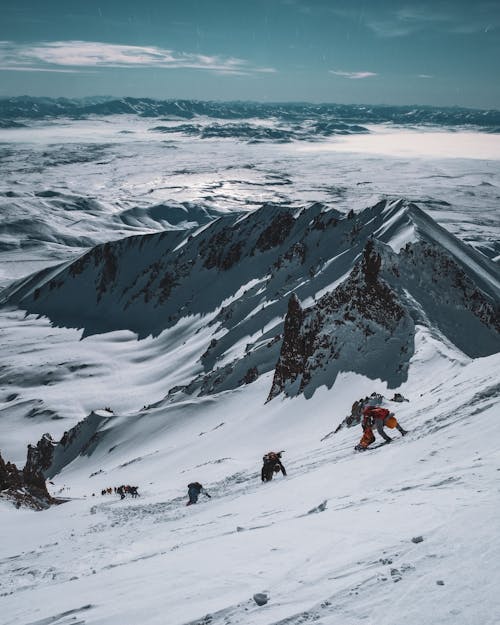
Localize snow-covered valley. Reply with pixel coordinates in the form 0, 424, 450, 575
0, 101, 499, 625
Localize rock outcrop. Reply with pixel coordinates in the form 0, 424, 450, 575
268, 241, 415, 399
0, 449, 56, 510
0, 411, 111, 510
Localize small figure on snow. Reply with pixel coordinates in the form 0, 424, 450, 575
261, 451, 287, 482
186, 482, 211, 506
355, 407, 407, 451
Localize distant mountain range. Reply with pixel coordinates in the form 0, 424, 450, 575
1, 96, 499, 131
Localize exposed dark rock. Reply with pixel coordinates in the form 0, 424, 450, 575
69, 251, 91, 278
0, 452, 23, 491
24, 434, 56, 487
253, 592, 269, 606
397, 241, 500, 335
268, 243, 414, 400
362, 239, 382, 285
241, 366, 259, 385
267, 293, 305, 400
391, 393, 409, 402
47, 411, 111, 478
254, 212, 295, 253
95, 242, 118, 302
200, 224, 244, 272
0, 448, 56, 510
274, 242, 307, 270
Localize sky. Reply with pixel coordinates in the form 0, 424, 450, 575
0, 0, 499, 108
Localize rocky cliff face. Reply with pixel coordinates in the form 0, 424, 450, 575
268, 241, 415, 399
0, 452, 23, 491
23, 434, 56, 485
267, 220, 500, 400
0, 447, 55, 510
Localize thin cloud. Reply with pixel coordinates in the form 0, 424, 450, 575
0, 41, 276, 75
365, 19, 419, 38
418, 74, 433, 79
330, 70, 378, 79
365, 2, 500, 38
329, 2, 500, 38
0, 66, 80, 73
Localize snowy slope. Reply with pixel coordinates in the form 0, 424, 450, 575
0, 339, 499, 625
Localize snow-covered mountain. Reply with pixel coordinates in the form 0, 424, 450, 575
2, 97, 500, 130
1, 107, 500, 625
3, 200, 498, 407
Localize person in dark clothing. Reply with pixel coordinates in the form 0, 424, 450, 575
117, 485, 125, 500
358, 406, 407, 448
186, 482, 211, 506
129, 486, 139, 498
261, 451, 287, 482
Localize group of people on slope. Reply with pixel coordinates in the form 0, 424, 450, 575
185, 401, 409, 505
110, 484, 140, 499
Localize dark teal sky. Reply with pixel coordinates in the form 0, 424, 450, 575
1, 0, 499, 107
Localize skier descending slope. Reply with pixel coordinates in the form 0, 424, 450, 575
355, 406, 408, 451
261, 451, 287, 482
186, 482, 211, 506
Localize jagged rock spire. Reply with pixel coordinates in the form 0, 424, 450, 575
362, 239, 382, 285
23, 434, 56, 489
267, 293, 305, 401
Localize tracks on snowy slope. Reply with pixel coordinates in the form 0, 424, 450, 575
177, 540, 432, 625
3, 378, 493, 603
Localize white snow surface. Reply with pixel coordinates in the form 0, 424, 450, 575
0, 115, 499, 625
1, 338, 499, 625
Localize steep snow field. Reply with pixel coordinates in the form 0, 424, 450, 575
1, 336, 499, 625
0, 109, 499, 625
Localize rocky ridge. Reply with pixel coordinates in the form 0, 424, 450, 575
2, 199, 499, 402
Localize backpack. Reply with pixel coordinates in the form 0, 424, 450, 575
368, 408, 390, 421
263, 451, 283, 464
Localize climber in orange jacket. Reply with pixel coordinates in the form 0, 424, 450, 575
355, 406, 407, 450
